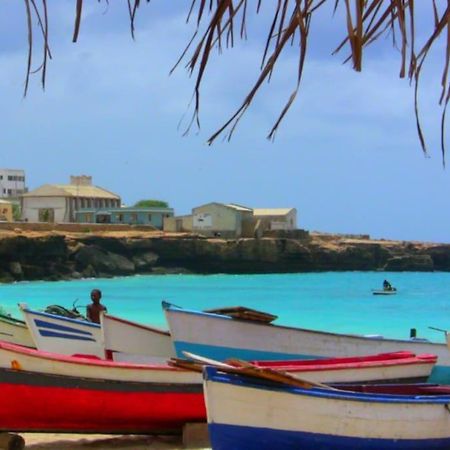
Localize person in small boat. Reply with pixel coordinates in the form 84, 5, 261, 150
383, 280, 393, 291
87, 289, 107, 324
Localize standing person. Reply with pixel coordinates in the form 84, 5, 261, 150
87, 289, 107, 324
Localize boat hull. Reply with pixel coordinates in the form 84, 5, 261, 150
0, 314, 34, 347
0, 367, 205, 433
164, 303, 450, 382
204, 367, 450, 450
101, 313, 174, 363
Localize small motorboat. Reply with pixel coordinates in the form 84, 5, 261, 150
372, 288, 397, 295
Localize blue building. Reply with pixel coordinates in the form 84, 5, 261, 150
75, 207, 174, 229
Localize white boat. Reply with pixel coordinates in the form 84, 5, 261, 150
163, 302, 450, 382
101, 312, 175, 363
372, 289, 397, 295
0, 312, 34, 348
203, 366, 450, 450
20, 303, 104, 358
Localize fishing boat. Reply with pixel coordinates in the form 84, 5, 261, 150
203, 366, 450, 450
20, 304, 175, 361
0, 312, 34, 347
0, 362, 204, 434
372, 288, 397, 296
0, 340, 437, 385
163, 302, 450, 382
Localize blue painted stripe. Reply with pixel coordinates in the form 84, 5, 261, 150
34, 319, 94, 337
38, 329, 96, 342
208, 423, 450, 450
24, 309, 100, 329
173, 340, 319, 362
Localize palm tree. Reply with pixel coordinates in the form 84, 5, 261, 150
21, 1, 449, 159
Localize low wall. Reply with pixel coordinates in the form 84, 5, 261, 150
0, 222, 157, 233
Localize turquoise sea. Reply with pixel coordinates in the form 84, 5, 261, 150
0, 272, 449, 343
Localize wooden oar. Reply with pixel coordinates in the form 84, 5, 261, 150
172, 351, 338, 391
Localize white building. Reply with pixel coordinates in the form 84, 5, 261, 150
0, 169, 26, 198
21, 175, 121, 223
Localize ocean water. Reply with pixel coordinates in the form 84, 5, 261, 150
0, 271, 449, 343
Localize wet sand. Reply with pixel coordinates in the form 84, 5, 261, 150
21, 433, 210, 449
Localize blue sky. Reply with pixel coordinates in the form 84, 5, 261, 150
0, 2, 449, 243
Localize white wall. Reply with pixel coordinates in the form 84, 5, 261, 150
22, 197, 67, 223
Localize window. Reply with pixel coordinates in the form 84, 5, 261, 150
130, 213, 137, 223
117, 214, 123, 222
148, 214, 152, 221
0, 176, 2, 180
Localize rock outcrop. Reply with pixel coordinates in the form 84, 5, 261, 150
0, 230, 449, 282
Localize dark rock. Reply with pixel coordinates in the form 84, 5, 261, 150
132, 251, 159, 270
384, 255, 434, 271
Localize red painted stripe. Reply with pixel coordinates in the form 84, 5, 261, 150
0, 383, 206, 433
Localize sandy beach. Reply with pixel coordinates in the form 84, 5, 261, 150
21, 433, 210, 450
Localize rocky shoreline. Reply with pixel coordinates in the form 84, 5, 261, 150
1, 229, 450, 283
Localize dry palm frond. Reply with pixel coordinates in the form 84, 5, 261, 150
20, 1, 450, 161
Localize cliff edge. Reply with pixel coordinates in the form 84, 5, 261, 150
0, 228, 449, 283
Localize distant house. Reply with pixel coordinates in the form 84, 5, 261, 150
76, 206, 174, 229
253, 208, 297, 231
0, 199, 13, 222
21, 176, 121, 223
0, 169, 26, 198
168, 202, 253, 238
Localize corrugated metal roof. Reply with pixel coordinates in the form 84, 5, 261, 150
22, 184, 120, 199
226, 203, 253, 212
253, 208, 296, 216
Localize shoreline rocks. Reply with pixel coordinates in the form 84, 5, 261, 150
0, 232, 449, 283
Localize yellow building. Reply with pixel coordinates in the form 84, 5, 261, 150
0, 199, 13, 222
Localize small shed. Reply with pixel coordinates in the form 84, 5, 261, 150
0, 199, 13, 222
253, 208, 297, 231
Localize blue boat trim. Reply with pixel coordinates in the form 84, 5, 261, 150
208, 423, 450, 450
204, 367, 450, 404
173, 340, 320, 362
23, 309, 100, 329
38, 329, 96, 342
34, 319, 94, 337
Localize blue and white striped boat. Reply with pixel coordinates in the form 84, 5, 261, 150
20, 304, 104, 358
204, 366, 450, 450
163, 302, 450, 382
